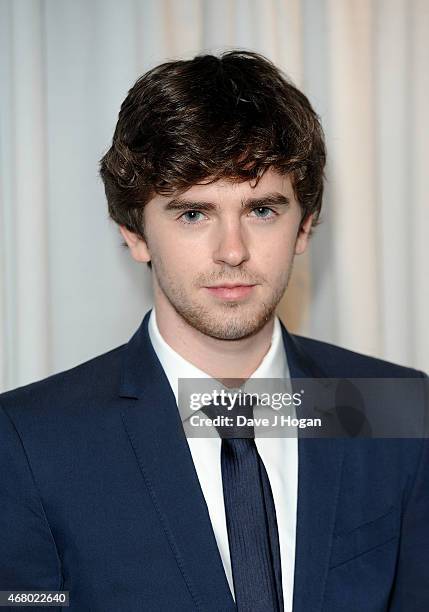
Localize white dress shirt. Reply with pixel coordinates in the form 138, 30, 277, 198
148, 309, 298, 611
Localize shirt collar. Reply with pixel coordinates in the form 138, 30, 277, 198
148, 308, 290, 423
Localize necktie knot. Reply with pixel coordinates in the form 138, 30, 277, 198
201, 389, 256, 438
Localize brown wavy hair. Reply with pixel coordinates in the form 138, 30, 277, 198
100, 50, 326, 240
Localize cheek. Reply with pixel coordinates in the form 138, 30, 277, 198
259, 234, 296, 268
148, 230, 176, 263
254, 241, 296, 289
151, 238, 198, 282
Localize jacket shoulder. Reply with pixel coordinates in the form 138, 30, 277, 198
292, 334, 426, 378
0, 344, 127, 415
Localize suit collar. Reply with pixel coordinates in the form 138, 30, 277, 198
279, 319, 332, 382
118, 310, 161, 399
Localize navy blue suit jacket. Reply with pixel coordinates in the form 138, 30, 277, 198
1, 309, 428, 611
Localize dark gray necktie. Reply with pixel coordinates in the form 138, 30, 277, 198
202, 394, 284, 611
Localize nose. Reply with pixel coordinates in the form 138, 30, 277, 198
212, 219, 250, 267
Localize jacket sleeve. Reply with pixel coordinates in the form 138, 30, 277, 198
0, 404, 63, 605
389, 373, 429, 610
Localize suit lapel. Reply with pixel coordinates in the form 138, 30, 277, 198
119, 311, 236, 612
280, 324, 344, 612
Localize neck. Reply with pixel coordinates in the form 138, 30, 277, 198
154, 299, 275, 380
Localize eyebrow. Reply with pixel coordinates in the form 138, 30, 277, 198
163, 192, 290, 212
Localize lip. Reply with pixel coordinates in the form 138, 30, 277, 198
205, 284, 256, 300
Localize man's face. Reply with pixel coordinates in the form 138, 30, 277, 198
121, 168, 312, 340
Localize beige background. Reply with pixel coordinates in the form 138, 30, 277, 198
1, 0, 428, 391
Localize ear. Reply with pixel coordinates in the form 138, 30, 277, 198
295, 214, 313, 255
119, 225, 151, 263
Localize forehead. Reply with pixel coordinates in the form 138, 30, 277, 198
178, 169, 294, 201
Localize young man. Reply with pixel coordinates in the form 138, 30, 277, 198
0, 51, 428, 611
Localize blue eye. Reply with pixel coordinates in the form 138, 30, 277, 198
251, 207, 275, 218
180, 211, 205, 224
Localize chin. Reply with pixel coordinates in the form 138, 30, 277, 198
184, 307, 275, 341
